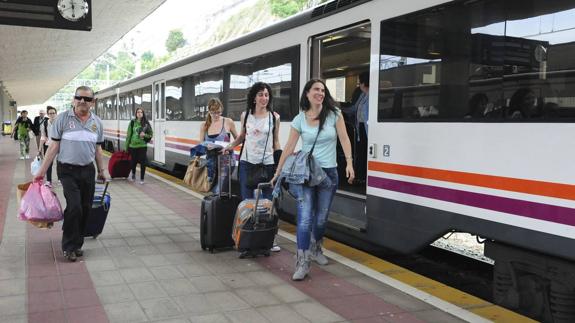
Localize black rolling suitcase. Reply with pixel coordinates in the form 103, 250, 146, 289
85, 182, 111, 239
232, 183, 278, 258
200, 154, 241, 252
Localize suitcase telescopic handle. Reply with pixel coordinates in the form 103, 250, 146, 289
253, 182, 273, 221
98, 181, 110, 206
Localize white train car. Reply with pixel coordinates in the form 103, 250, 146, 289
95, 0, 575, 321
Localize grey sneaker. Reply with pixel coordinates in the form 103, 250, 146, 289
292, 250, 310, 281
310, 238, 328, 266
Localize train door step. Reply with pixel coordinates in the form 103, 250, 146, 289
329, 211, 367, 232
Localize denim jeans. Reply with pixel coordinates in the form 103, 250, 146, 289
290, 167, 338, 250
238, 160, 274, 200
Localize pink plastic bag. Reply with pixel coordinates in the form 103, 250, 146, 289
18, 182, 63, 222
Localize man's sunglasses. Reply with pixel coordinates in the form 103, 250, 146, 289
74, 95, 94, 102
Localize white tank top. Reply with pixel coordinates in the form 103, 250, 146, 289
240, 112, 276, 165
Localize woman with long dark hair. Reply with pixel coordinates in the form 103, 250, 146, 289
272, 79, 354, 280
125, 107, 153, 184
226, 82, 280, 200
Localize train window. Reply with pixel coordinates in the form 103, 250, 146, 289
378, 0, 506, 120
228, 46, 300, 121
166, 79, 183, 121
118, 95, 131, 120
104, 96, 116, 120
502, 0, 575, 119
141, 87, 153, 121
133, 90, 142, 118
188, 68, 224, 121
378, 0, 575, 121
96, 99, 105, 119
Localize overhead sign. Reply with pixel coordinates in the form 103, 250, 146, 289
0, 0, 92, 31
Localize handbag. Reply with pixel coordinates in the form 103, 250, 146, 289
280, 114, 326, 186
183, 157, 212, 192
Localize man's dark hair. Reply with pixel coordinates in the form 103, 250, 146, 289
359, 71, 369, 87
20, 110, 28, 115
47, 106, 56, 113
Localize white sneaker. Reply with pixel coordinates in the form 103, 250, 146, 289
270, 244, 281, 252
19, 156, 25, 160
139, 180, 145, 185
25, 155, 30, 159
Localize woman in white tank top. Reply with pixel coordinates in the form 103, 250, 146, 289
226, 82, 280, 200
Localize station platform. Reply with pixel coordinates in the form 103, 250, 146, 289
0, 136, 532, 323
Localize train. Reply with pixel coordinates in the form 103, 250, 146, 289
94, 0, 575, 321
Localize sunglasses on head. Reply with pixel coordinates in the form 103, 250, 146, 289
74, 95, 94, 102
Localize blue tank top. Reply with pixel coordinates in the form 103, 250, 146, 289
204, 119, 230, 143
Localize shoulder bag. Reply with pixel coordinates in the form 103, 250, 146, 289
183, 157, 212, 192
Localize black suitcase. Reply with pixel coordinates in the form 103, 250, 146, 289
233, 183, 278, 258
85, 182, 111, 238
200, 154, 241, 252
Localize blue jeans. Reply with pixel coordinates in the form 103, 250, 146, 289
290, 167, 338, 250
239, 160, 274, 200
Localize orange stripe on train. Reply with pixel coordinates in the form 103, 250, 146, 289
368, 161, 575, 201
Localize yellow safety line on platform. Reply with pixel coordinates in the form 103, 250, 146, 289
280, 222, 534, 322
102, 151, 534, 322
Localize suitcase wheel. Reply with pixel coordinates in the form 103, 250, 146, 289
209, 247, 214, 253
264, 251, 270, 257
92, 235, 98, 239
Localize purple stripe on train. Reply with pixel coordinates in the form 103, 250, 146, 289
368, 176, 575, 227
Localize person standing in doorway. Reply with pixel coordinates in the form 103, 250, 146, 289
354, 71, 369, 183
39, 106, 58, 187
34, 86, 108, 262
125, 107, 153, 184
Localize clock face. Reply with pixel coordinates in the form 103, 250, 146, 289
57, 0, 89, 22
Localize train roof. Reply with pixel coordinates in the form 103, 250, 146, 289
95, 0, 371, 95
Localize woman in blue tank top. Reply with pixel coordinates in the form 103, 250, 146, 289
199, 98, 238, 193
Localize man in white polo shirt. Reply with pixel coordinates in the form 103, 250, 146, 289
35, 86, 109, 262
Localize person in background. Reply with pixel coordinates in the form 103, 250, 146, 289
354, 71, 369, 183
33, 109, 48, 149
39, 106, 58, 187
507, 88, 538, 119
13, 110, 34, 159
199, 98, 238, 193
125, 107, 153, 184
272, 79, 355, 280
34, 86, 108, 262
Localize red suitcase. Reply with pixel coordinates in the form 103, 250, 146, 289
108, 151, 132, 178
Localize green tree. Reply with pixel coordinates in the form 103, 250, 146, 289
269, 0, 308, 18
165, 29, 186, 53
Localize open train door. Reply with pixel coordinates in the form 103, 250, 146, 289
152, 81, 166, 164
308, 21, 371, 232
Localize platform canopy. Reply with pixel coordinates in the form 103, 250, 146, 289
0, 0, 166, 106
